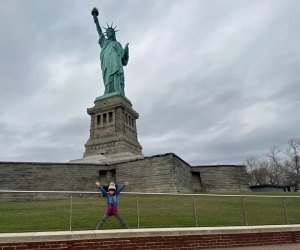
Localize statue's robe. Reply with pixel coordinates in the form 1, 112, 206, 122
99, 33, 129, 96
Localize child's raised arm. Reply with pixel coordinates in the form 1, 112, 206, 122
115, 181, 129, 195
96, 181, 107, 196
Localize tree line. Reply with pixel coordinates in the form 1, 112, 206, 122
245, 138, 300, 191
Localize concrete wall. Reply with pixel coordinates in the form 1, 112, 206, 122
192, 165, 250, 192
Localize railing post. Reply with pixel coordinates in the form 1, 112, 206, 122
69, 193, 73, 231
136, 194, 140, 228
193, 195, 198, 227
241, 196, 248, 226
282, 197, 289, 224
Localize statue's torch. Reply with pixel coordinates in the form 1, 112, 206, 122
91, 7, 99, 17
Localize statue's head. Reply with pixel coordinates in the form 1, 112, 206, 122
106, 28, 116, 40
103, 22, 119, 41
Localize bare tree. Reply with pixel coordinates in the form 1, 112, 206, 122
245, 157, 273, 185
245, 156, 259, 185
265, 145, 287, 185
285, 138, 300, 191
265, 139, 300, 190
257, 159, 274, 184
245, 138, 300, 190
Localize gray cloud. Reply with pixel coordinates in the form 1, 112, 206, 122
0, 0, 299, 165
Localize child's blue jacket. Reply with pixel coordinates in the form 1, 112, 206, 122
99, 184, 125, 205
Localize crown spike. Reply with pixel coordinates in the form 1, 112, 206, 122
111, 22, 113, 28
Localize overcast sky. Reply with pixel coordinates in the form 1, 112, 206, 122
0, 0, 299, 165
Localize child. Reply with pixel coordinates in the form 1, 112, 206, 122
95, 181, 129, 230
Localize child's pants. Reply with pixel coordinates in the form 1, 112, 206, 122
96, 213, 128, 229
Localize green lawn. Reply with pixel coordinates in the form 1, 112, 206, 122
0, 192, 300, 233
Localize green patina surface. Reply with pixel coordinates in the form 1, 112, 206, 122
91, 7, 129, 98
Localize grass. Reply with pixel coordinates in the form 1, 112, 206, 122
0, 192, 300, 233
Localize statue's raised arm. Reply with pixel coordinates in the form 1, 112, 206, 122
91, 7, 102, 37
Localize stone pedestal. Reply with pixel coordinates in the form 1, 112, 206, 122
83, 94, 143, 161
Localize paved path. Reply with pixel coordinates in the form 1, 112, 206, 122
206, 243, 300, 249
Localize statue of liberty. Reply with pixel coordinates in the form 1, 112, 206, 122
91, 7, 129, 97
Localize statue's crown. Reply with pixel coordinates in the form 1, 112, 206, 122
103, 22, 119, 36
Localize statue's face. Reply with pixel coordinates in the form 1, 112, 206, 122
106, 28, 115, 39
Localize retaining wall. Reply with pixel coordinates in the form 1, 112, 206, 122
0, 225, 299, 249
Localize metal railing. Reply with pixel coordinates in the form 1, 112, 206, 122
1, 190, 300, 233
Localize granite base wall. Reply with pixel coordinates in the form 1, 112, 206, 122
0, 162, 101, 192
0, 154, 250, 196
113, 154, 177, 193
192, 165, 250, 192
